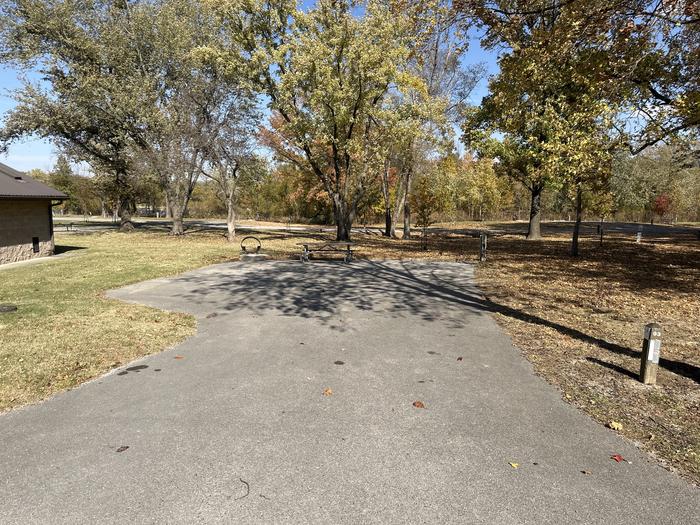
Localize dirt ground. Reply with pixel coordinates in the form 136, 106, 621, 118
474, 232, 699, 485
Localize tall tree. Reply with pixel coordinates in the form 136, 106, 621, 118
382, 0, 484, 238
462, 0, 622, 241
0, 0, 158, 230
209, 0, 422, 240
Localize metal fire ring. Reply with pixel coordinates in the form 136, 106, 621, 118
240, 236, 262, 254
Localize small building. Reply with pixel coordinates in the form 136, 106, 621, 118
0, 161, 68, 265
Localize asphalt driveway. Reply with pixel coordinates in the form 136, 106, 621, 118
1, 260, 697, 524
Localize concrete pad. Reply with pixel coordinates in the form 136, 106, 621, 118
1, 260, 697, 524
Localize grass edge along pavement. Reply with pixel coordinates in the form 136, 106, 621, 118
0, 226, 698, 486
0, 231, 234, 412
473, 233, 700, 486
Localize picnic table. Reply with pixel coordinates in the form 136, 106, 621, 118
298, 241, 355, 263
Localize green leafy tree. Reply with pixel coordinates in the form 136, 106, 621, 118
462, 0, 622, 247
0, 0, 159, 230
208, 0, 425, 240
378, 1, 484, 238
409, 166, 453, 229
460, 1, 699, 152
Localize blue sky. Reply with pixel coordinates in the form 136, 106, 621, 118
0, 22, 500, 173
0, 65, 58, 171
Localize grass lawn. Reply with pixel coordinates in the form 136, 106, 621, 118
0, 223, 698, 484
0, 231, 237, 411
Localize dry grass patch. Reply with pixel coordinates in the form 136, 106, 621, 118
475, 233, 700, 484
0, 231, 238, 411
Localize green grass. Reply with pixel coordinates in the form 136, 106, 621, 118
0, 230, 245, 411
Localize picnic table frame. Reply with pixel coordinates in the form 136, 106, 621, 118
298, 241, 355, 263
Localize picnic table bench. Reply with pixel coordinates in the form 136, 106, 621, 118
298, 241, 355, 263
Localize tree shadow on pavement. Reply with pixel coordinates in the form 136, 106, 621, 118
165, 259, 699, 384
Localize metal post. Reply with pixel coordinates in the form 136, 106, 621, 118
479, 232, 488, 262
640, 323, 662, 385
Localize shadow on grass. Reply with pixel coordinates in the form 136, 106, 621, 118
54, 245, 87, 255
586, 357, 638, 380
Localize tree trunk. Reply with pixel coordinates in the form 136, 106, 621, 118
400, 166, 414, 240
403, 200, 411, 239
226, 195, 236, 242
332, 195, 354, 241
171, 211, 185, 235
526, 185, 543, 240
118, 198, 134, 232
571, 184, 583, 257
169, 189, 187, 235
164, 193, 172, 219
384, 209, 394, 238
336, 216, 351, 241
390, 197, 404, 239
381, 162, 393, 237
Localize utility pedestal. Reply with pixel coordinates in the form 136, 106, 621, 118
640, 323, 662, 385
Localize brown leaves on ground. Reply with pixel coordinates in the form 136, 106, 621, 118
322, 387, 333, 396
475, 232, 700, 484
412, 400, 425, 408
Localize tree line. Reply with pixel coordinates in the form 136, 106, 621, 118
1, 1, 698, 250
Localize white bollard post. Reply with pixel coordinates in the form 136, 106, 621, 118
640, 323, 662, 385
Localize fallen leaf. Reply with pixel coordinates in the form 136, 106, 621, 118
412, 400, 425, 409
509, 462, 519, 469
322, 387, 333, 396
581, 470, 591, 475
174, 355, 184, 360
607, 421, 624, 431
116, 446, 129, 453
457, 357, 463, 361
611, 454, 625, 463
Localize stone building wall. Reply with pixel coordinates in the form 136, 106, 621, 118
0, 199, 55, 265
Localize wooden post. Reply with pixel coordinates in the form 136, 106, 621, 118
479, 232, 488, 262
640, 323, 662, 385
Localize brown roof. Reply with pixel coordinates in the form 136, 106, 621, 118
0, 161, 68, 200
